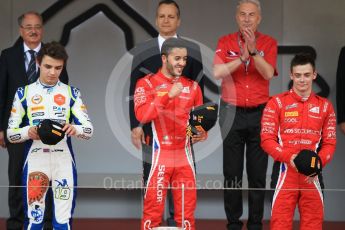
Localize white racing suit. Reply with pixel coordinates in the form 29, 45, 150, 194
7, 80, 93, 229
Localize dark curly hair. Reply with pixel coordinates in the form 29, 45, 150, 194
36, 41, 68, 65
290, 53, 315, 72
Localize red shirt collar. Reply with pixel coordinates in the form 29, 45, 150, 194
290, 89, 315, 102
157, 69, 177, 83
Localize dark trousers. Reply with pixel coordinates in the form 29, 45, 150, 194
142, 144, 176, 226
7, 142, 25, 230
6, 142, 53, 230
219, 101, 268, 230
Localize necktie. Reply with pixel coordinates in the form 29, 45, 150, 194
27, 50, 37, 84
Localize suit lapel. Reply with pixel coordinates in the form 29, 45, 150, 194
152, 37, 162, 70
14, 44, 29, 84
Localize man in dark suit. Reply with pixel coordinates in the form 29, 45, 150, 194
336, 47, 345, 135
129, 0, 204, 226
0, 11, 68, 230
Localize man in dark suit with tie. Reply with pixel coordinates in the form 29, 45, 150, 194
0, 11, 68, 230
129, 0, 204, 226
336, 47, 345, 135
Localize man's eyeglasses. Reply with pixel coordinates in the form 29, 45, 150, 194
20, 25, 42, 31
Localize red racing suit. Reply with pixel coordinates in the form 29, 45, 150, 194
261, 90, 336, 230
134, 71, 203, 230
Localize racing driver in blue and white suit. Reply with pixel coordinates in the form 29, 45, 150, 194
7, 41, 93, 229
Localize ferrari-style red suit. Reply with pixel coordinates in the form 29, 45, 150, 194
134, 71, 203, 230
261, 89, 336, 230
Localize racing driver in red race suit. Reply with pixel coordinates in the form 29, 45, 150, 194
134, 38, 206, 230
260, 53, 336, 230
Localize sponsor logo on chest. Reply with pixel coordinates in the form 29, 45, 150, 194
285, 111, 299, 117
285, 103, 298, 110
31, 94, 43, 104
284, 117, 298, 123
53, 106, 67, 117
54, 94, 66, 106
182, 86, 190, 93
309, 106, 320, 114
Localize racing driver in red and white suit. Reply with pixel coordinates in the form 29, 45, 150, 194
260, 53, 336, 230
134, 38, 205, 230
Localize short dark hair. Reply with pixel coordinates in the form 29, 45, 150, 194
37, 41, 68, 65
157, 0, 180, 18
161, 38, 187, 56
290, 53, 315, 72
18, 11, 43, 26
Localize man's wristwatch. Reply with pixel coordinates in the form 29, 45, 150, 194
249, 49, 258, 56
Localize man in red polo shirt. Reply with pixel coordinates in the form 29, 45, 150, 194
213, 0, 278, 229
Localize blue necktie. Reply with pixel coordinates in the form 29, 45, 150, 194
27, 50, 37, 84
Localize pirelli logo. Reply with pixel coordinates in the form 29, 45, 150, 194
310, 157, 316, 168
31, 106, 45, 111
52, 130, 62, 136
157, 91, 168, 97
285, 111, 299, 117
